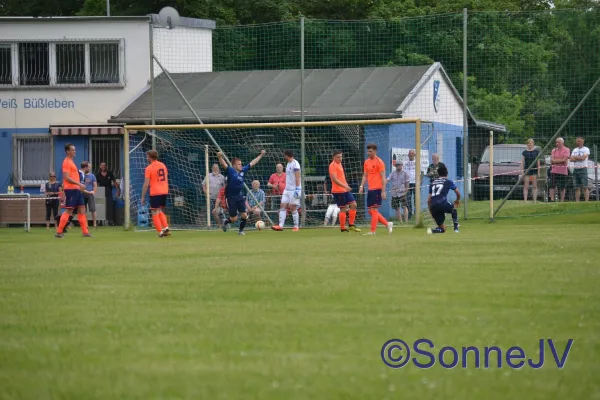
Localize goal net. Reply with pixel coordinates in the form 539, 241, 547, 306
125, 119, 439, 231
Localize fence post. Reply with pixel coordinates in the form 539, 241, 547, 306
489, 130, 494, 222
463, 8, 469, 220
300, 16, 307, 226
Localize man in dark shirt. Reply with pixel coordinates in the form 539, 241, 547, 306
95, 162, 120, 225
426, 154, 446, 184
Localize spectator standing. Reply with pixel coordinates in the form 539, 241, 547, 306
202, 163, 226, 227
549, 138, 570, 202
81, 161, 98, 228
42, 172, 62, 229
387, 161, 410, 223
521, 139, 540, 202
426, 154, 446, 184
246, 180, 266, 220
405, 149, 417, 218
267, 163, 286, 210
95, 162, 120, 225
570, 137, 590, 202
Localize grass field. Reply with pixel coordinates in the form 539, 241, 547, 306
1, 205, 600, 399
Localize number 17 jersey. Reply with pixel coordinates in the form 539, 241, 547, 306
145, 160, 169, 195
429, 177, 456, 206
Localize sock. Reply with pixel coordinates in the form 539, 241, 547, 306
279, 209, 287, 227
224, 218, 231, 225
339, 211, 347, 229
152, 214, 163, 233
348, 209, 356, 225
377, 212, 388, 227
451, 209, 459, 230
369, 209, 377, 232
292, 210, 299, 227
77, 213, 89, 235
57, 212, 71, 233
159, 212, 168, 229
239, 217, 247, 232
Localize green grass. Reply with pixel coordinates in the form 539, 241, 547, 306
1, 212, 600, 399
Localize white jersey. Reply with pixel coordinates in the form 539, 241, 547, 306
571, 146, 590, 168
285, 159, 301, 190
405, 159, 416, 183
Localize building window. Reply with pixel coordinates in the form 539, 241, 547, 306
0, 40, 124, 88
0, 43, 11, 85
56, 43, 86, 84
13, 135, 54, 186
90, 43, 120, 84
19, 42, 50, 86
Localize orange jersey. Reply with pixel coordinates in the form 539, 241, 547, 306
329, 161, 348, 193
62, 157, 80, 190
364, 156, 385, 190
145, 160, 169, 196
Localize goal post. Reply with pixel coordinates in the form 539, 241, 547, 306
123, 118, 428, 231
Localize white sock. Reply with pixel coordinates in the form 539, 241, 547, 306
292, 210, 299, 227
279, 209, 287, 227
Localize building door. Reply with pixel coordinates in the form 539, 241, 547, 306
89, 137, 121, 178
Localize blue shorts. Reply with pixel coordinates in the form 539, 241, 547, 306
333, 192, 356, 207
227, 195, 246, 217
430, 202, 454, 226
64, 189, 84, 209
367, 189, 382, 208
150, 194, 167, 209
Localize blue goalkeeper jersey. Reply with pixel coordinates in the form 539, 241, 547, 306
429, 177, 457, 206
225, 164, 252, 197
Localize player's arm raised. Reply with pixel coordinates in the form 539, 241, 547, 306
216, 152, 229, 169
250, 150, 267, 167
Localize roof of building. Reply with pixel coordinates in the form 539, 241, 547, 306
0, 15, 216, 30
111, 62, 506, 133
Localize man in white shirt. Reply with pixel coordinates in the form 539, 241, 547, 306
570, 137, 590, 202
272, 150, 301, 232
404, 149, 417, 219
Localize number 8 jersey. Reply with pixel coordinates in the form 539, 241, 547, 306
145, 160, 169, 196
429, 177, 456, 206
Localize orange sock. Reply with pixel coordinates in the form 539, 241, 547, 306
57, 212, 71, 233
77, 213, 89, 235
339, 211, 346, 229
152, 214, 163, 233
159, 212, 168, 228
369, 208, 377, 232
348, 208, 356, 225
378, 212, 388, 227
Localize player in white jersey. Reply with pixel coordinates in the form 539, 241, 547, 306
271, 150, 301, 231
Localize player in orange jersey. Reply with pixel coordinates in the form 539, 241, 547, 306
358, 143, 393, 235
141, 150, 171, 238
329, 150, 360, 233
55, 143, 91, 238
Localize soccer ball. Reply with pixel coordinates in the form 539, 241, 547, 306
255, 220, 265, 230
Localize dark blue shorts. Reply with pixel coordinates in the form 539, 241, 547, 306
64, 189, 84, 209
150, 194, 167, 209
333, 192, 356, 207
227, 195, 246, 217
430, 202, 454, 226
367, 189, 382, 208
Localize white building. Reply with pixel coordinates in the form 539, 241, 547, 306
0, 15, 214, 193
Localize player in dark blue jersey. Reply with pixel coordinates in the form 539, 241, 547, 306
427, 165, 460, 234
218, 150, 266, 235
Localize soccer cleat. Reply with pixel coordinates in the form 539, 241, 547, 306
349, 225, 361, 233
82, 233, 92, 237
162, 227, 171, 237
158, 231, 165, 238
427, 228, 433, 235
363, 231, 376, 236
271, 225, 283, 231
222, 222, 229, 232
454, 229, 460, 233
387, 221, 394, 235
341, 228, 349, 233
292, 227, 299, 232
238, 231, 246, 236
54, 233, 64, 239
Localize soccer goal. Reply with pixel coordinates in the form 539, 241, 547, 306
123, 118, 429, 231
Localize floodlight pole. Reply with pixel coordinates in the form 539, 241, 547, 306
149, 20, 156, 150
300, 16, 307, 226
462, 8, 469, 219
107, 0, 110, 16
